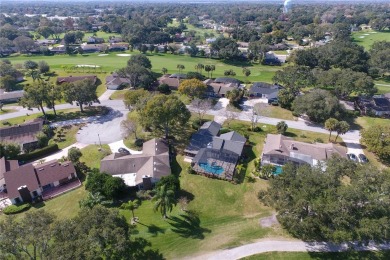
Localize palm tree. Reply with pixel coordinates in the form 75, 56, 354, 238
324, 118, 339, 142
152, 184, 175, 218
161, 67, 168, 75
177, 64, 185, 73
121, 200, 140, 219
210, 65, 216, 78
204, 65, 211, 78
334, 121, 350, 142
195, 63, 204, 74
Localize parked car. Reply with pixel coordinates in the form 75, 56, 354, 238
358, 154, 369, 164
118, 147, 130, 155
347, 153, 358, 162
268, 98, 278, 105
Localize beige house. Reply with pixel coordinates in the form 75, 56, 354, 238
100, 138, 171, 189
262, 134, 347, 167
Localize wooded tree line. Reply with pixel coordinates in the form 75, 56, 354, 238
259, 157, 390, 244
0, 206, 164, 259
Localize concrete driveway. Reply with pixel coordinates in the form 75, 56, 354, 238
108, 140, 142, 155
76, 107, 128, 144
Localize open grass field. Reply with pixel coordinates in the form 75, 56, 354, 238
1, 52, 281, 83
241, 251, 390, 260
352, 30, 390, 50
254, 103, 296, 121
80, 144, 111, 169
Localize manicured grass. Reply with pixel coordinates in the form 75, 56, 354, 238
352, 30, 390, 50
254, 103, 296, 121
355, 116, 390, 129
0, 187, 86, 222
48, 125, 80, 149
110, 89, 128, 100
0, 108, 17, 115
0, 106, 108, 128
375, 83, 390, 95
1, 52, 281, 83
122, 155, 285, 259
80, 144, 111, 169
355, 116, 389, 169
241, 251, 390, 260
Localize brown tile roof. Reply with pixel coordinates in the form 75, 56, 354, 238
263, 134, 347, 163
35, 160, 76, 187
100, 138, 170, 186
158, 76, 180, 89
0, 119, 43, 145
57, 75, 97, 84
0, 157, 19, 178
4, 164, 40, 199
0, 90, 24, 102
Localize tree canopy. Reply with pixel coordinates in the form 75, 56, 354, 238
259, 157, 390, 244
178, 78, 207, 99
62, 78, 99, 112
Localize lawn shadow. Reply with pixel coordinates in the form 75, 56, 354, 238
170, 155, 183, 178
284, 132, 297, 138
177, 189, 195, 202
32, 201, 46, 209
168, 211, 211, 239
147, 224, 166, 237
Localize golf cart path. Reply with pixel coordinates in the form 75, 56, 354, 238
183, 240, 390, 260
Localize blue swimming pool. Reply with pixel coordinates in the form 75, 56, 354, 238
273, 166, 283, 175
199, 162, 224, 174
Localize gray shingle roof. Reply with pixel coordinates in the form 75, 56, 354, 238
249, 82, 279, 95
199, 121, 221, 136
214, 77, 241, 84
100, 138, 170, 186
219, 131, 246, 143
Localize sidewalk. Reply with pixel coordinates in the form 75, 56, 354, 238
33, 142, 88, 164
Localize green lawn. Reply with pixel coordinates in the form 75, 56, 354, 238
375, 83, 390, 95
254, 103, 296, 121
352, 30, 390, 50
48, 125, 80, 149
1, 106, 108, 128
110, 89, 128, 100
0, 108, 17, 115
1, 52, 281, 83
241, 251, 390, 260
355, 116, 389, 170
80, 144, 111, 169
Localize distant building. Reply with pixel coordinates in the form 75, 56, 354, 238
158, 74, 187, 89
105, 73, 130, 90
0, 90, 24, 103
57, 75, 97, 85
359, 95, 390, 116
87, 36, 104, 44
248, 82, 279, 101
203, 77, 241, 98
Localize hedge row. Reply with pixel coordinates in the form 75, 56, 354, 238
18, 144, 59, 162
3, 203, 31, 215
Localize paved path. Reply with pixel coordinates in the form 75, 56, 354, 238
108, 139, 142, 155
32, 142, 88, 164
99, 89, 116, 102
185, 240, 390, 260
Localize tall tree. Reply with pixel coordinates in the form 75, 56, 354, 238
141, 95, 191, 139
62, 79, 98, 112
121, 200, 140, 219
20, 80, 49, 117
324, 118, 339, 141
45, 82, 62, 116
334, 121, 350, 142
153, 184, 175, 218
117, 64, 155, 89
127, 54, 152, 69
0, 210, 55, 259
178, 78, 207, 99
361, 125, 390, 163
191, 98, 213, 126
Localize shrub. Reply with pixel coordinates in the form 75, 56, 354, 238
136, 190, 156, 200
219, 128, 231, 134
157, 83, 171, 94
18, 144, 59, 162
134, 138, 144, 147
314, 138, 324, 143
3, 203, 31, 215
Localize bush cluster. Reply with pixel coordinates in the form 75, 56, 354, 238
18, 144, 59, 162
3, 203, 31, 215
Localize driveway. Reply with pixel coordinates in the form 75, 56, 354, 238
76, 107, 128, 144
108, 140, 142, 155
33, 142, 88, 164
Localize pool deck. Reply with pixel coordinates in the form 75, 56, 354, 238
193, 158, 235, 180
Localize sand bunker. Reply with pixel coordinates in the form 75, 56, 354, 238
98, 54, 109, 56
363, 33, 370, 36
75, 64, 100, 68
359, 36, 365, 38
116, 54, 131, 57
